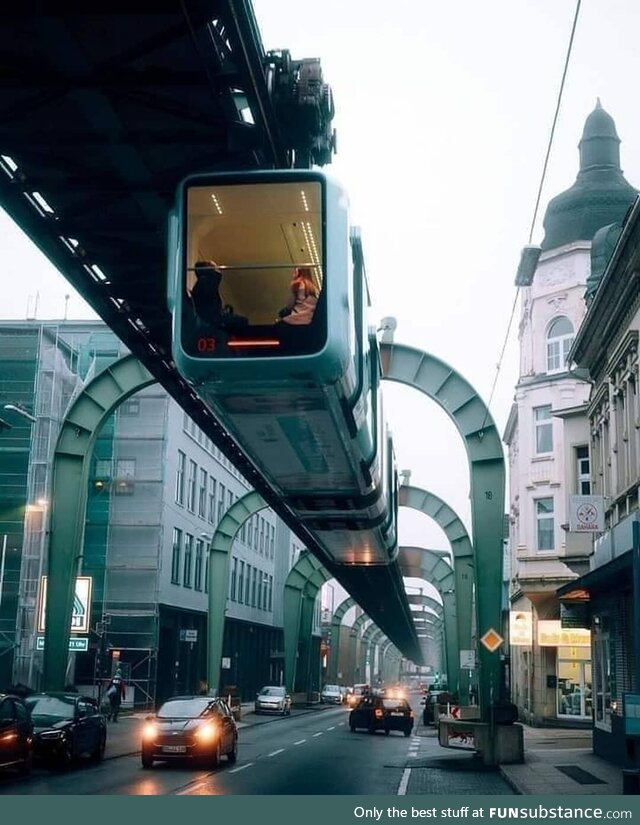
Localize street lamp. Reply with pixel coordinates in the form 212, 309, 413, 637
3, 404, 37, 423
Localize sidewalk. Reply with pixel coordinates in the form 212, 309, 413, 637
499, 726, 624, 795
104, 701, 333, 760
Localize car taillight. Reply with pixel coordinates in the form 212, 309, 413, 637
374, 708, 383, 719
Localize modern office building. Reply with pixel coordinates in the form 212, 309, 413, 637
0, 319, 321, 706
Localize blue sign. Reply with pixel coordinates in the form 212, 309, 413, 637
623, 693, 640, 736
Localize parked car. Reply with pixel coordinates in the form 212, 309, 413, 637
25, 693, 106, 767
0, 693, 33, 774
346, 683, 370, 708
320, 684, 342, 704
421, 689, 451, 726
141, 696, 237, 769
349, 695, 414, 736
254, 685, 291, 715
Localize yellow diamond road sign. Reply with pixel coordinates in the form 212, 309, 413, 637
480, 628, 504, 653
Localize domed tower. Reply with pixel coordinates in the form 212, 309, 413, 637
505, 103, 637, 727
542, 99, 636, 252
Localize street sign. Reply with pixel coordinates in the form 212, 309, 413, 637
509, 610, 533, 645
459, 649, 476, 669
221, 657, 231, 669
179, 629, 198, 642
569, 495, 605, 532
480, 628, 504, 653
37, 576, 92, 634
36, 636, 88, 652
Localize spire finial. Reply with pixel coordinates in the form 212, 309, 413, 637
596, 97, 602, 109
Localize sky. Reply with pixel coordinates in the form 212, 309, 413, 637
3, 0, 640, 560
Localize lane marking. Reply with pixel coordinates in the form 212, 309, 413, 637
312, 732, 323, 737
338, 722, 345, 726
294, 739, 306, 745
327, 726, 336, 730
268, 748, 285, 757
229, 762, 254, 774
177, 782, 208, 795
398, 767, 411, 796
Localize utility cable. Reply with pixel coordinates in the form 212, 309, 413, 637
481, 0, 582, 432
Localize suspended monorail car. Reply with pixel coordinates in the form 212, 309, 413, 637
168, 170, 398, 565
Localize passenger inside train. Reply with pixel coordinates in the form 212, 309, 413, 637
182, 179, 326, 356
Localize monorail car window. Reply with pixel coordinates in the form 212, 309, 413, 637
182, 179, 326, 357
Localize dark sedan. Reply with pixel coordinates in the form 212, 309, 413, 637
0, 694, 33, 774
25, 693, 107, 768
349, 695, 414, 736
141, 696, 238, 769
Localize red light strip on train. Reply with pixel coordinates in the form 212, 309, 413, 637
227, 339, 281, 347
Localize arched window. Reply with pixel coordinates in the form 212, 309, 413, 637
546, 316, 574, 373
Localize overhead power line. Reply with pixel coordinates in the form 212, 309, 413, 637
482, 0, 582, 428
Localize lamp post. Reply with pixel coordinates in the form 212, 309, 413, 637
3, 404, 37, 423
27, 498, 49, 689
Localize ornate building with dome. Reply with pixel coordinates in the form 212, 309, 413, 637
504, 102, 637, 728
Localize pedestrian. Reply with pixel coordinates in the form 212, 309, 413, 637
106, 667, 126, 722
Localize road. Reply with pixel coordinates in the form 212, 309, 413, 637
0, 696, 513, 795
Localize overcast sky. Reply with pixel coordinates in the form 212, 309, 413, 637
2, 0, 639, 563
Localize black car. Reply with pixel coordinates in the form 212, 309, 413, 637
349, 695, 414, 736
25, 693, 107, 767
141, 695, 238, 769
0, 694, 33, 774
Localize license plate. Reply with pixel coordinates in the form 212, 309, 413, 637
390, 712, 404, 717
162, 745, 187, 753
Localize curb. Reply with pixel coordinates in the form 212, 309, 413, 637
498, 767, 525, 795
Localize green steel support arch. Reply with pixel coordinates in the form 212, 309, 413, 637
397, 546, 458, 694
44, 355, 155, 690
283, 551, 331, 694
399, 484, 474, 701
381, 341, 505, 717
349, 614, 374, 684
361, 624, 384, 681
327, 596, 355, 683
207, 490, 267, 694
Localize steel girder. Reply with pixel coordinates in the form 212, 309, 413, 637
44, 355, 155, 690
326, 595, 355, 683
381, 341, 505, 718
283, 551, 331, 694
205, 490, 267, 694
399, 484, 474, 701
397, 546, 458, 696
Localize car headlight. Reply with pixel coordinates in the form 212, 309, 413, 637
142, 723, 157, 740
196, 723, 217, 743
40, 730, 65, 739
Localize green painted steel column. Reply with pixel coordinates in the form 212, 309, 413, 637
382, 342, 505, 719
296, 591, 317, 694
399, 485, 474, 702
398, 546, 458, 694
327, 596, 355, 683
44, 355, 155, 691
283, 551, 330, 694
206, 491, 266, 694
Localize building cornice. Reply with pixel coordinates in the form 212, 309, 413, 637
570, 196, 640, 372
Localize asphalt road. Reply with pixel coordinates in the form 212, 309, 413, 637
0, 697, 513, 795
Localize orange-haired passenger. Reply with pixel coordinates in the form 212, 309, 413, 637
278, 267, 318, 326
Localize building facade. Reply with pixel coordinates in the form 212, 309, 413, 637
560, 195, 640, 767
0, 319, 321, 706
504, 103, 637, 726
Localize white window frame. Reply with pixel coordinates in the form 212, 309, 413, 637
534, 405, 553, 454
176, 450, 186, 505
576, 445, 591, 495
535, 497, 555, 551
546, 317, 574, 374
